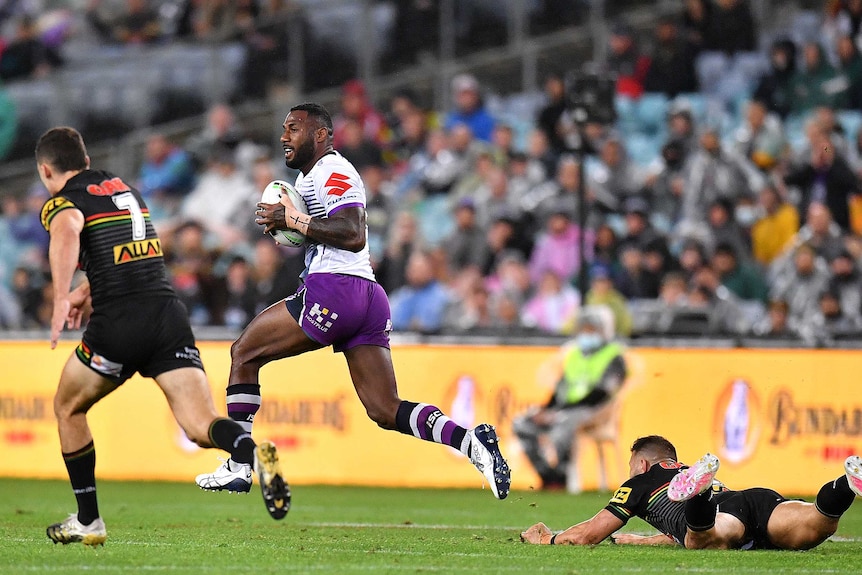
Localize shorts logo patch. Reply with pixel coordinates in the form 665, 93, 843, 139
90, 354, 123, 377
610, 487, 632, 504
306, 302, 338, 333
175, 346, 203, 368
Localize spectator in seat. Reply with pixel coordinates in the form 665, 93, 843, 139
536, 72, 569, 156
770, 243, 832, 329
827, 249, 862, 324
444, 198, 488, 273
86, 0, 162, 45
806, 289, 862, 343
732, 99, 785, 172
702, 0, 757, 55
711, 242, 768, 303
0, 14, 62, 81
790, 42, 844, 115
389, 249, 451, 333
753, 38, 798, 119
333, 79, 387, 149
750, 184, 799, 267
607, 21, 651, 99
137, 133, 196, 220
521, 269, 580, 334
750, 299, 799, 338
782, 129, 861, 233
512, 308, 627, 491
582, 265, 633, 338
643, 15, 699, 98
444, 73, 496, 143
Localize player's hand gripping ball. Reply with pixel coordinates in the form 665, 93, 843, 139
260, 180, 308, 247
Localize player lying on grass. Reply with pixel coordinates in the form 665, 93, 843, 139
521, 435, 862, 550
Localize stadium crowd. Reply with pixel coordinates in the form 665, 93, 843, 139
1, 1, 862, 346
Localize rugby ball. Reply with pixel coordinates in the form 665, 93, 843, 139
260, 179, 308, 247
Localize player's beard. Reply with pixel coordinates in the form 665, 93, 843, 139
286, 137, 315, 170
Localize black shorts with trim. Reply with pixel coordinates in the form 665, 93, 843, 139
714, 488, 787, 550
76, 296, 203, 384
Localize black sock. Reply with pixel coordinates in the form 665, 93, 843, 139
685, 489, 717, 532
63, 441, 99, 525
815, 476, 856, 518
208, 417, 255, 465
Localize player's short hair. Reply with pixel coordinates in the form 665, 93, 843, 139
291, 102, 334, 137
35, 127, 88, 172
631, 435, 677, 461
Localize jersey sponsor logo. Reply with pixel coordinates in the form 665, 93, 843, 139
610, 486, 632, 504
40, 196, 75, 230
87, 177, 131, 196
113, 238, 163, 264
324, 172, 352, 196
659, 461, 683, 469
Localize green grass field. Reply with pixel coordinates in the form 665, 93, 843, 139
2, 478, 861, 574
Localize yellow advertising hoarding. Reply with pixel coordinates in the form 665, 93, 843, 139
1, 342, 859, 495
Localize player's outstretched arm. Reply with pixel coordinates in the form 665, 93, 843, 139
521, 510, 624, 546
610, 533, 676, 546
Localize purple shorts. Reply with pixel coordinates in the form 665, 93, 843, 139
285, 273, 391, 352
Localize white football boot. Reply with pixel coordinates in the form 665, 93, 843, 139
195, 458, 253, 493
668, 453, 720, 502
845, 455, 862, 497
468, 424, 511, 500
47, 514, 107, 546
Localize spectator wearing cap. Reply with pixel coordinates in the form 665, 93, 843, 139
445, 198, 488, 272
333, 79, 387, 149
751, 185, 799, 267
444, 73, 496, 142
581, 265, 633, 337
528, 209, 594, 287
642, 15, 699, 98
711, 242, 768, 303
607, 21, 651, 98
827, 250, 862, 323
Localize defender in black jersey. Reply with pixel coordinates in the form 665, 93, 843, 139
521, 435, 861, 550
36, 127, 289, 547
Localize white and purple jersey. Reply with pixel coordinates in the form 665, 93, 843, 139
293, 151, 375, 281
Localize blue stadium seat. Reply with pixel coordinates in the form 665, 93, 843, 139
624, 132, 662, 167
635, 93, 669, 137
696, 51, 731, 96
615, 95, 639, 136
838, 110, 862, 141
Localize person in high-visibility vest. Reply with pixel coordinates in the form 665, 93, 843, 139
513, 307, 627, 490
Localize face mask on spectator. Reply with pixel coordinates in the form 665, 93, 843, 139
735, 205, 762, 227
576, 332, 604, 353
